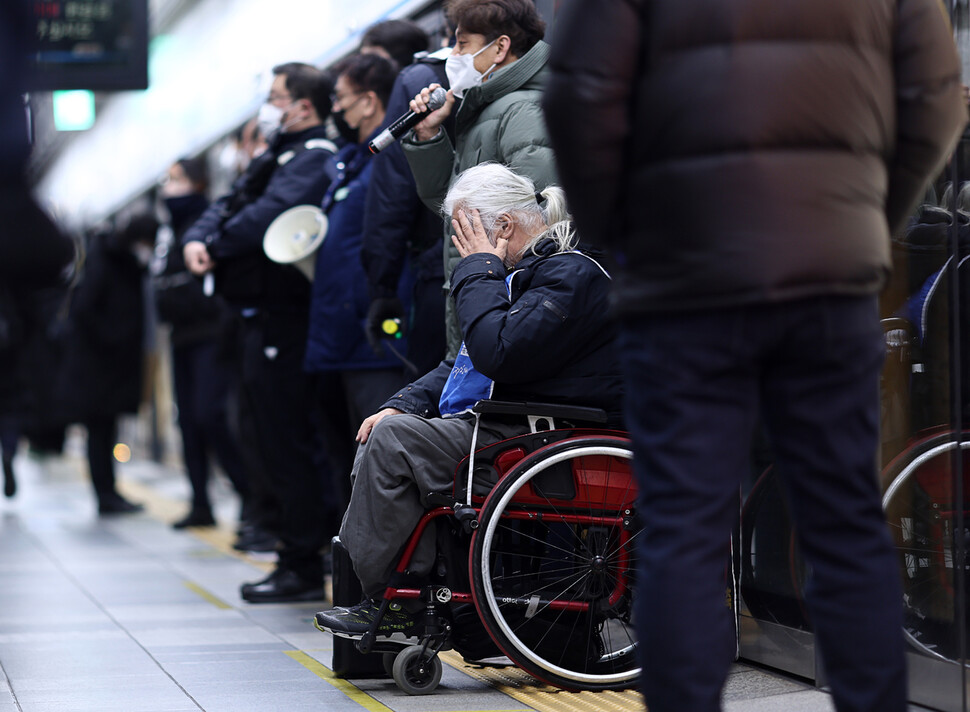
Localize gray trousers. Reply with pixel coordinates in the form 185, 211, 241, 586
339, 413, 526, 598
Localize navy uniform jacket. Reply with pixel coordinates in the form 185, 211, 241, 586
304, 139, 414, 372
362, 53, 452, 301
183, 125, 337, 312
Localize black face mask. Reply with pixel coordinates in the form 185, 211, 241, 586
330, 110, 359, 144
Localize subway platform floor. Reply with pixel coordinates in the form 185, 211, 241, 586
0, 446, 910, 712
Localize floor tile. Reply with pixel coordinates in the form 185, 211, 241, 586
0, 450, 875, 712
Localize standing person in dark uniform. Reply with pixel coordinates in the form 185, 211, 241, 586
63, 217, 157, 515
304, 53, 410, 513
360, 21, 453, 379
183, 62, 338, 603
543, 1, 967, 710
155, 157, 250, 529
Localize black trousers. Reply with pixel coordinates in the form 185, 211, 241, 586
0, 414, 18, 466
620, 295, 906, 712
229, 315, 279, 533
240, 313, 334, 581
315, 368, 408, 515
171, 338, 249, 513
85, 415, 118, 500
406, 275, 447, 377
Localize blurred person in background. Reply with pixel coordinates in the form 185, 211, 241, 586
62, 216, 157, 515
213, 118, 269, 198
403, 0, 557, 358
543, 0, 967, 710
304, 53, 409, 512
233, 117, 269, 172
359, 20, 452, 384
155, 157, 250, 529
0, 3, 73, 285
183, 62, 338, 603
0, 287, 27, 498
0, 279, 75, 499
359, 19, 429, 71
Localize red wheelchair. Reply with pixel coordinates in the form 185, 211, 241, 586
345, 400, 641, 695
741, 308, 970, 664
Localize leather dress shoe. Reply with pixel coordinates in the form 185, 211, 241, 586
98, 493, 144, 515
240, 568, 326, 603
172, 508, 216, 529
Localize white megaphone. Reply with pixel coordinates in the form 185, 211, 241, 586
263, 205, 328, 280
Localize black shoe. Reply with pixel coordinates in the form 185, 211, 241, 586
232, 525, 280, 553
98, 493, 144, 515
240, 568, 326, 603
172, 508, 216, 529
2, 456, 15, 498
314, 599, 416, 640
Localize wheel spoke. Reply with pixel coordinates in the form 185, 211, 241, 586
472, 439, 640, 689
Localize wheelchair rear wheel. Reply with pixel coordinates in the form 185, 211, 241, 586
881, 432, 970, 662
469, 436, 640, 690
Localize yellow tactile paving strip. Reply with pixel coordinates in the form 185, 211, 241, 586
118, 476, 274, 573
285, 650, 397, 712
121, 471, 643, 711
439, 652, 644, 712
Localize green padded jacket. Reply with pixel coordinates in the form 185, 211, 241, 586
403, 40, 559, 357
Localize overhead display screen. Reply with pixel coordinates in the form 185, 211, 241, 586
28, 0, 149, 91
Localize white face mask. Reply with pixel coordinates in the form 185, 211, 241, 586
446, 39, 497, 99
257, 102, 286, 141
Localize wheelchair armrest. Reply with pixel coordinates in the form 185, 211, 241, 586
472, 399, 608, 424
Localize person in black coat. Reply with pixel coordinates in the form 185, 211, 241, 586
0, 3, 74, 289
63, 217, 156, 515
183, 62, 339, 603
0, 3, 75, 492
543, 2, 966, 710
358, 19, 453, 377
0, 288, 27, 498
361, 45, 454, 378
155, 157, 250, 529
314, 163, 622, 636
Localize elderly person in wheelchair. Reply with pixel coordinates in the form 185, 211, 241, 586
314, 162, 623, 639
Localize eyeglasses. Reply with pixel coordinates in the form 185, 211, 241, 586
267, 91, 293, 105
331, 91, 365, 109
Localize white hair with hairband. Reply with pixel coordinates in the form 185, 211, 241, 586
442, 162, 576, 260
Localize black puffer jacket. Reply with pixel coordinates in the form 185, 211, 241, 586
544, 0, 966, 315
381, 238, 623, 424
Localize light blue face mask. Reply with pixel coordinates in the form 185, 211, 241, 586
445, 39, 497, 98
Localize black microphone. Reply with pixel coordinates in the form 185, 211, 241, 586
368, 86, 448, 154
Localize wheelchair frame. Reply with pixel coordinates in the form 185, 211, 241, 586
740, 315, 970, 664
349, 400, 641, 695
